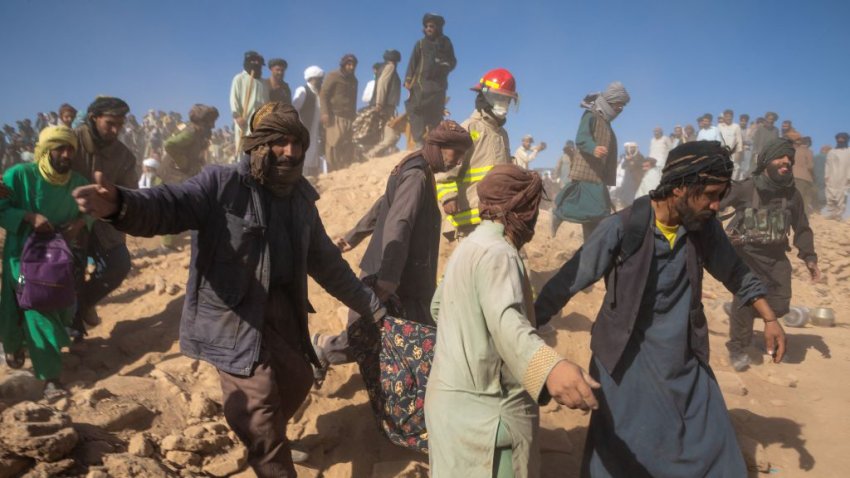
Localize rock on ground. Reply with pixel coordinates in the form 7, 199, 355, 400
0, 401, 78, 462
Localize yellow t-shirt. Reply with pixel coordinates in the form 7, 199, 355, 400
655, 220, 679, 249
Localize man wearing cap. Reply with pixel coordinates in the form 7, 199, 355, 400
265, 58, 292, 106
320, 54, 358, 171
514, 134, 546, 170
536, 141, 786, 476
405, 13, 457, 148
73, 103, 385, 477
230, 51, 269, 160
825, 132, 850, 219
293, 66, 324, 178
70, 96, 138, 331
721, 137, 819, 371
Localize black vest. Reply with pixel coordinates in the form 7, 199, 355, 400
300, 86, 318, 132
592, 199, 709, 375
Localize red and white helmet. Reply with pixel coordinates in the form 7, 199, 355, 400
471, 68, 518, 99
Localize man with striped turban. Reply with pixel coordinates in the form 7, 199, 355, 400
721, 136, 819, 371
1, 126, 91, 398
536, 141, 785, 476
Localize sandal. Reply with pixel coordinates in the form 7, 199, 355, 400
4, 348, 25, 369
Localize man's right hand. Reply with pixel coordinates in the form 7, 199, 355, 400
546, 360, 601, 411
593, 146, 608, 159
73, 171, 119, 219
442, 199, 458, 215
335, 237, 353, 252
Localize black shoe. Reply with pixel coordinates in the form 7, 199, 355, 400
4, 348, 25, 369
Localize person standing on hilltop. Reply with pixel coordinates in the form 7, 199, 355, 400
72, 103, 386, 477
230, 51, 269, 160
320, 54, 358, 171
404, 13, 456, 149
293, 66, 325, 178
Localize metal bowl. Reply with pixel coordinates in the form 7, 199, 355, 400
810, 307, 835, 327
781, 307, 809, 328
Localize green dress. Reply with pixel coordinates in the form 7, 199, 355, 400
0, 162, 90, 380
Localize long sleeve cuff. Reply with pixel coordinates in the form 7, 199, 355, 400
523, 345, 564, 405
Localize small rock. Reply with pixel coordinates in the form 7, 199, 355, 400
78, 387, 115, 405
102, 453, 173, 477
167, 283, 181, 295
0, 401, 78, 462
154, 276, 167, 294
128, 433, 154, 457
188, 394, 219, 419
54, 398, 71, 412
184, 424, 208, 439
203, 446, 249, 477
160, 434, 185, 451
70, 397, 154, 432
0, 370, 43, 402
165, 450, 202, 468
203, 422, 229, 435
85, 470, 109, 478
21, 458, 75, 477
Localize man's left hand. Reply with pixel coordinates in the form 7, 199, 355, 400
806, 261, 821, 283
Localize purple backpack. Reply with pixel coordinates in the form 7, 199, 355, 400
16, 232, 76, 311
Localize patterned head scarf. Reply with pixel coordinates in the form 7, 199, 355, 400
649, 141, 733, 200
35, 126, 78, 186
580, 81, 630, 122
478, 164, 545, 248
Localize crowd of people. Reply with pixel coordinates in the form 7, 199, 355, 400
2, 10, 850, 478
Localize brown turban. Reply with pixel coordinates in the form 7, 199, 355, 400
420, 120, 472, 172
241, 102, 310, 196
478, 164, 544, 248
188, 104, 219, 128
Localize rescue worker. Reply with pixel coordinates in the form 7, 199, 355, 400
722, 137, 820, 371
436, 68, 516, 241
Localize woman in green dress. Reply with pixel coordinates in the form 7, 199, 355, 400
0, 125, 90, 397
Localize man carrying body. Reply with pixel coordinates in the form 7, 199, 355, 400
70, 97, 138, 331
265, 58, 292, 106
435, 68, 517, 241
514, 134, 546, 170
722, 137, 818, 371
73, 103, 385, 477
404, 13, 456, 148
320, 54, 358, 171
824, 132, 850, 219
230, 51, 269, 160
535, 141, 786, 477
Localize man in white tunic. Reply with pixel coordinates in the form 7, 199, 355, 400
293, 66, 325, 177
825, 132, 850, 218
229, 51, 269, 161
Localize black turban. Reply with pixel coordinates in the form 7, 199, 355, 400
383, 49, 401, 63
87, 97, 130, 117
650, 141, 733, 199
753, 137, 795, 175
423, 13, 445, 29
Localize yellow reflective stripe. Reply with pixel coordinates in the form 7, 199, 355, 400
435, 182, 458, 201
447, 208, 481, 227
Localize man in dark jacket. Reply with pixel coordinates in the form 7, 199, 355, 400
317, 120, 472, 365
73, 103, 384, 478
535, 141, 786, 477
70, 97, 138, 330
404, 13, 456, 149
722, 137, 820, 371
320, 54, 358, 171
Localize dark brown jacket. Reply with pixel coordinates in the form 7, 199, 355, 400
319, 70, 358, 120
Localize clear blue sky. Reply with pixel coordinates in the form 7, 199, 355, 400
1, 0, 848, 167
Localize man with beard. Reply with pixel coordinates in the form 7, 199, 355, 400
535, 141, 786, 477
72, 102, 385, 477
824, 132, 850, 219
293, 66, 325, 177
70, 97, 138, 331
58, 104, 77, 128
427, 165, 601, 478
721, 137, 818, 371
751, 111, 780, 166
314, 120, 472, 371
552, 81, 630, 240
230, 51, 269, 160
265, 58, 292, 106
0, 126, 90, 398
163, 104, 220, 182
435, 68, 517, 241
404, 13, 457, 148
320, 54, 358, 171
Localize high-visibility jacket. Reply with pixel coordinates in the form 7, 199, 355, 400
435, 110, 511, 231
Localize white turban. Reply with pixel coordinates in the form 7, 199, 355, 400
142, 158, 160, 169
304, 66, 324, 81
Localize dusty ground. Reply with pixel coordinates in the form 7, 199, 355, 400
2, 151, 850, 477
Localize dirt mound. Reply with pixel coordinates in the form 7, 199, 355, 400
2, 152, 849, 476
